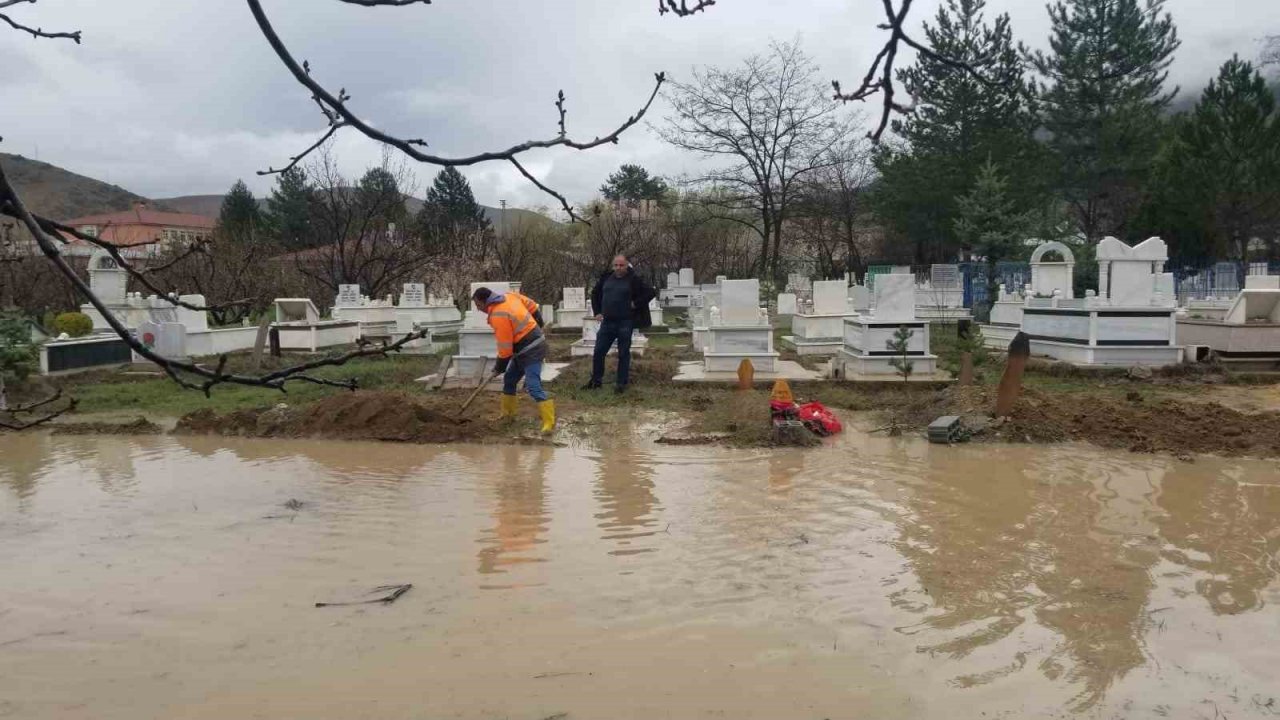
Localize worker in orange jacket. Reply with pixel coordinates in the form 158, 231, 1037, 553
471, 286, 554, 433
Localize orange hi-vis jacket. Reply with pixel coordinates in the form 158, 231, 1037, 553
484, 291, 544, 360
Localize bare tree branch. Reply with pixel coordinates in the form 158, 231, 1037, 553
830, 0, 1002, 142
0, 0, 80, 43
0, 389, 77, 431
246, 0, 667, 217
658, 0, 715, 17
336, 0, 430, 5
510, 157, 585, 224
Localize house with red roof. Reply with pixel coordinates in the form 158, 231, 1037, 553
59, 202, 215, 258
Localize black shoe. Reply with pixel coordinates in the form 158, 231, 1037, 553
582, 380, 602, 390
614, 385, 628, 395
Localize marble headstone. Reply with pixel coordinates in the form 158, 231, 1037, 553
679, 268, 695, 286
336, 284, 361, 307
563, 287, 586, 310
719, 279, 761, 325
873, 274, 916, 323
667, 272, 679, 289
811, 280, 848, 315
776, 293, 798, 316
400, 283, 426, 307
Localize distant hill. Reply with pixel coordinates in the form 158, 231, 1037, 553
155, 192, 559, 232
0, 152, 560, 231
2, 152, 150, 220
152, 194, 225, 218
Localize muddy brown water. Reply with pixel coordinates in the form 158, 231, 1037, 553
1, 432, 1277, 719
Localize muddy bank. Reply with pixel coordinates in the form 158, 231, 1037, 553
49, 417, 163, 436
926, 385, 1280, 457
174, 391, 501, 444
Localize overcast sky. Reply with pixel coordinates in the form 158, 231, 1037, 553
1, 0, 1274, 213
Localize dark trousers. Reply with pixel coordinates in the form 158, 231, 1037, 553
590, 318, 634, 387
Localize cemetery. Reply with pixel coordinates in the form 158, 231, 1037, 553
781, 279, 859, 356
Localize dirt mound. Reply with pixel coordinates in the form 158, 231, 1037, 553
988, 389, 1280, 457
175, 391, 496, 444
51, 417, 163, 436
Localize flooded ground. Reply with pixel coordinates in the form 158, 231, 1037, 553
1, 432, 1277, 720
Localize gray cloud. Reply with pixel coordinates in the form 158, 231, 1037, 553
1, 0, 1273, 212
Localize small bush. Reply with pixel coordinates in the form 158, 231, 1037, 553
52, 312, 93, 338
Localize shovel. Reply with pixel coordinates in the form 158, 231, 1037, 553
458, 371, 500, 419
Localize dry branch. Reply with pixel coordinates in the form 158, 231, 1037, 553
0, 0, 80, 43
831, 0, 1003, 142
245, 0, 669, 219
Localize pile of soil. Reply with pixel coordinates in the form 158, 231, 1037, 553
174, 391, 498, 444
986, 388, 1280, 457
51, 417, 163, 436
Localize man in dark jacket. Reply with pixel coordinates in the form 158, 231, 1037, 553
584, 255, 656, 393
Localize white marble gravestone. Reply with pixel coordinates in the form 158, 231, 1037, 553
810, 280, 848, 315
133, 319, 186, 362
1008, 238, 1180, 366
849, 285, 871, 313
557, 287, 589, 329
871, 274, 917, 323
400, 283, 426, 307
336, 284, 361, 307
719, 279, 762, 325
837, 273, 936, 377
666, 272, 679, 289
648, 297, 664, 328
702, 278, 777, 371
776, 293, 798, 316
785, 280, 857, 355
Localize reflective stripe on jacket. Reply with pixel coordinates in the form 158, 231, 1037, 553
485, 291, 542, 359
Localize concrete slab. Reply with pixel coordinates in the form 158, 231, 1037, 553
419, 361, 570, 389
672, 359, 822, 383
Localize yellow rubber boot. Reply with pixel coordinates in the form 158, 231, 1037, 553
499, 393, 519, 420
536, 399, 556, 434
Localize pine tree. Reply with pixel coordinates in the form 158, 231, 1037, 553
218, 180, 262, 243
954, 159, 1038, 315
600, 164, 669, 207
417, 167, 491, 257
886, 325, 915, 383
357, 167, 407, 227
1157, 56, 1280, 261
874, 0, 1041, 262
0, 311, 38, 411
265, 167, 314, 250
1029, 0, 1180, 243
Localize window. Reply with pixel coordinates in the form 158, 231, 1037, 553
80, 225, 99, 238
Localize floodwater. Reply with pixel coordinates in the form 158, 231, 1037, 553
1, 432, 1278, 720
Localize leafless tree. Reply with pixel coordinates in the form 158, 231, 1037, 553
660, 40, 857, 284
790, 136, 878, 278
291, 147, 429, 303
1263, 35, 1280, 68
147, 227, 286, 326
